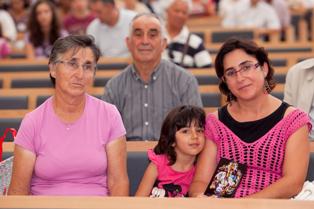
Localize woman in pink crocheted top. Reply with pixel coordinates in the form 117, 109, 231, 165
189, 38, 312, 198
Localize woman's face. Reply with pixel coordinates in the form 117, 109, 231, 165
36, 2, 53, 28
223, 49, 268, 101
50, 48, 96, 98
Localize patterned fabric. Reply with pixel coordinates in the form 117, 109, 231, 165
163, 26, 212, 68
205, 109, 312, 197
148, 149, 195, 197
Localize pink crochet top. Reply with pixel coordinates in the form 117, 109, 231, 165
205, 109, 312, 197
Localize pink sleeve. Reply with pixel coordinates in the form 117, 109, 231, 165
107, 105, 126, 143
14, 114, 36, 154
285, 110, 312, 140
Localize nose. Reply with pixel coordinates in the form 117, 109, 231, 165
75, 65, 84, 79
141, 34, 149, 44
191, 129, 198, 140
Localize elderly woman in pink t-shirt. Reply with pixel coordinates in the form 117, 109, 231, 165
8, 35, 129, 196
189, 38, 312, 198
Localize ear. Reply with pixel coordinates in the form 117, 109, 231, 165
161, 38, 167, 50
49, 63, 56, 80
126, 37, 131, 51
261, 62, 269, 78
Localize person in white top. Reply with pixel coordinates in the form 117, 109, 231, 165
87, 0, 136, 58
218, 0, 250, 27
239, 0, 281, 30
0, 9, 17, 41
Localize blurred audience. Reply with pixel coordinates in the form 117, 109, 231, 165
190, 0, 216, 16
0, 23, 12, 58
25, 0, 67, 59
63, 0, 95, 35
117, 0, 151, 13
163, 0, 212, 68
8, 0, 29, 33
87, 0, 136, 57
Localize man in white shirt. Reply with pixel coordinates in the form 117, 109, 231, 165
0, 9, 17, 41
87, 0, 136, 57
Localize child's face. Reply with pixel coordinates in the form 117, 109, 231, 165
174, 121, 205, 158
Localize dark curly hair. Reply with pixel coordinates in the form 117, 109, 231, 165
27, 0, 60, 48
154, 105, 206, 166
214, 38, 276, 103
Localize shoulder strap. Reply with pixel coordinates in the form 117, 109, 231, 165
180, 33, 191, 66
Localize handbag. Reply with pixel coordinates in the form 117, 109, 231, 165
0, 128, 17, 161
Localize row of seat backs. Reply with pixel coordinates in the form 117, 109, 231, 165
2, 151, 314, 196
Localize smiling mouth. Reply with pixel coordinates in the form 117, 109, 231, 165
72, 83, 84, 87
238, 84, 251, 90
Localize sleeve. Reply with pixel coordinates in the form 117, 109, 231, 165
180, 74, 203, 107
266, 7, 281, 29
147, 149, 163, 166
14, 114, 36, 154
107, 104, 126, 143
285, 110, 312, 140
193, 36, 212, 68
283, 67, 296, 105
0, 11, 17, 41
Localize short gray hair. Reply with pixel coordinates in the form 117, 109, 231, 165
49, 35, 101, 86
162, 0, 192, 19
128, 13, 166, 38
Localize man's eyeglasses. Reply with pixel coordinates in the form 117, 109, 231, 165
223, 62, 260, 81
55, 60, 96, 73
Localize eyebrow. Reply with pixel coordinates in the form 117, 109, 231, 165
225, 60, 254, 71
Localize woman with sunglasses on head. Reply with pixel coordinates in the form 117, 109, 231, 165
189, 38, 312, 198
8, 35, 129, 196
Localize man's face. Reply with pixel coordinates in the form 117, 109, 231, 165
90, 1, 113, 24
166, 0, 189, 29
126, 16, 167, 64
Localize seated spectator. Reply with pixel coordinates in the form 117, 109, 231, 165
25, 0, 67, 59
190, 0, 216, 17
8, 0, 29, 33
87, 0, 136, 58
135, 105, 205, 197
265, 0, 291, 40
8, 35, 129, 196
220, 0, 280, 30
63, 0, 95, 35
189, 38, 311, 198
102, 13, 202, 141
0, 23, 11, 58
0, 9, 17, 41
284, 58, 314, 141
117, 0, 151, 13
163, 0, 212, 68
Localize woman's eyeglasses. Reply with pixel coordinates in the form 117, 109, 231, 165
223, 63, 260, 81
55, 60, 96, 74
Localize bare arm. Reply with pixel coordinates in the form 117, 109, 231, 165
8, 145, 36, 195
106, 136, 129, 196
189, 139, 218, 197
246, 125, 310, 198
135, 162, 158, 196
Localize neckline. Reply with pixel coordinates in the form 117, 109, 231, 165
224, 102, 287, 125
49, 94, 88, 128
209, 108, 298, 146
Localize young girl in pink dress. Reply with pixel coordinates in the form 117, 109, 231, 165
135, 105, 205, 197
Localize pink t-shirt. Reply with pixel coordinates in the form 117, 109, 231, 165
148, 149, 195, 197
14, 94, 126, 196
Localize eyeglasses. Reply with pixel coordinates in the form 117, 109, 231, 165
55, 60, 96, 74
223, 62, 260, 81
